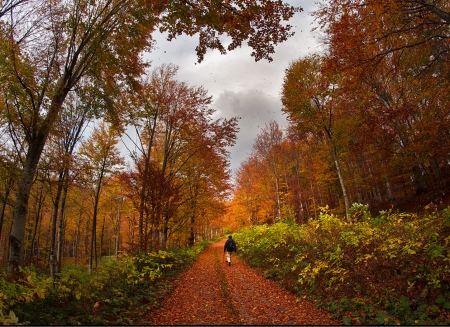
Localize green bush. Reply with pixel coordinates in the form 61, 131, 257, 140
11, 240, 212, 325
233, 207, 450, 325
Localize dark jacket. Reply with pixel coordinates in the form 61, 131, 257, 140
224, 238, 237, 252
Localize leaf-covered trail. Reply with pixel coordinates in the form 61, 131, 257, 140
144, 241, 340, 325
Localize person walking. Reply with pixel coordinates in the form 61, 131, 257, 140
224, 235, 237, 266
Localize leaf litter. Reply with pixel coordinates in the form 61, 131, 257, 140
145, 241, 340, 325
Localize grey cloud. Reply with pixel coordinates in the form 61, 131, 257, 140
143, 0, 320, 173
214, 89, 286, 172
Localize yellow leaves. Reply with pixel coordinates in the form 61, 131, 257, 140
312, 260, 328, 275
35, 288, 46, 299
1, 310, 19, 325
268, 257, 280, 268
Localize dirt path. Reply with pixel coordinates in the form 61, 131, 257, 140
145, 240, 340, 325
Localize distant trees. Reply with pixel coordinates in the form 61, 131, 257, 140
121, 64, 238, 252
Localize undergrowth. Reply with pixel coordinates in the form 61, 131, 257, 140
0, 240, 212, 325
233, 205, 450, 325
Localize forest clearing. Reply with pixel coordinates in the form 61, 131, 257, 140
1, 0, 450, 325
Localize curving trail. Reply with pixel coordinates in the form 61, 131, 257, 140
145, 240, 341, 325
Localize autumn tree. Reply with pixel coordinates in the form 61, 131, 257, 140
233, 124, 297, 225
78, 122, 123, 273
0, 0, 296, 277
229, 1, 450, 224
121, 64, 238, 251
314, 0, 450, 74
38, 92, 92, 276
232, 120, 326, 225
313, 0, 450, 199
252, 121, 288, 221
282, 54, 351, 220
233, 156, 265, 225
179, 130, 234, 247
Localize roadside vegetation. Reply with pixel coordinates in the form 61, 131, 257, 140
0, 240, 213, 325
233, 204, 450, 325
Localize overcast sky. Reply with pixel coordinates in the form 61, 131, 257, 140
144, 0, 322, 174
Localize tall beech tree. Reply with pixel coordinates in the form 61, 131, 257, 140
0, 0, 296, 276
234, 156, 264, 225
78, 122, 123, 273
40, 93, 91, 276
180, 136, 232, 247
282, 54, 351, 220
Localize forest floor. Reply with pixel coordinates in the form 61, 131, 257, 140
143, 240, 341, 325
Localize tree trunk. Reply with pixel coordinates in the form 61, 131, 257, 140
8, 83, 70, 277
36, 219, 42, 264
0, 178, 13, 251
56, 182, 69, 273
74, 207, 83, 266
89, 169, 105, 273
89, 211, 96, 274
8, 134, 47, 277
115, 200, 121, 261
412, 163, 426, 195
49, 171, 64, 278
29, 186, 45, 263
274, 175, 281, 221
138, 109, 159, 253
331, 143, 350, 222
162, 216, 169, 249
100, 217, 105, 263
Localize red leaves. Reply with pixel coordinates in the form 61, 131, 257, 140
145, 241, 340, 325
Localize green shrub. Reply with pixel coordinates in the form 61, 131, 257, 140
14, 240, 212, 325
233, 207, 450, 325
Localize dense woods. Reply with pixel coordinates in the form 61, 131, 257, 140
229, 0, 450, 226
0, 0, 450, 325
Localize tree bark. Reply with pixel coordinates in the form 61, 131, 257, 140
115, 198, 121, 261
89, 176, 103, 273
56, 182, 69, 273
331, 142, 350, 222
49, 171, 64, 278
100, 217, 105, 263
8, 75, 71, 277
0, 178, 13, 249
138, 109, 159, 253
29, 186, 45, 263
74, 207, 83, 266
8, 132, 48, 276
